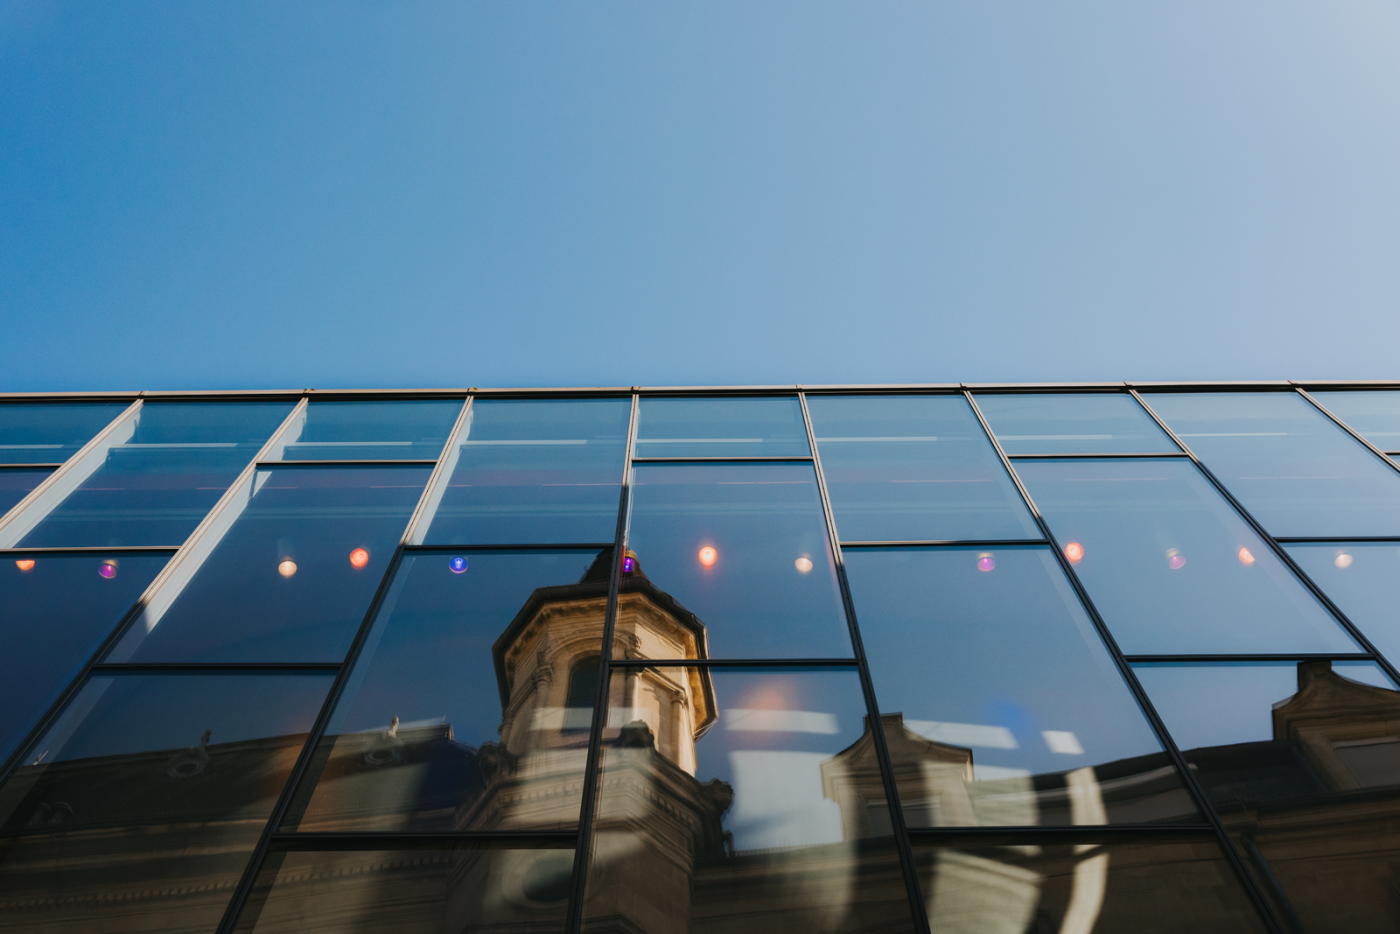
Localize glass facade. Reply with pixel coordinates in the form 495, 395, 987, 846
1, 384, 1399, 933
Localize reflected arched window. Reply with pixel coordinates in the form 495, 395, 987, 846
563, 657, 599, 731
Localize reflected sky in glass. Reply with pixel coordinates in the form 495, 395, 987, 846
418, 398, 630, 546
635, 396, 809, 458
1286, 542, 1400, 666
845, 546, 1192, 826
0, 467, 51, 514
1018, 457, 1357, 655
268, 399, 462, 462
975, 392, 1179, 455
107, 465, 430, 664
807, 394, 1040, 543
1311, 391, 1400, 458
626, 462, 850, 659
0, 402, 128, 464
1145, 392, 1400, 538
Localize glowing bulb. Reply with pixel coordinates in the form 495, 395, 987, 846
278, 560, 298, 578
977, 553, 996, 572
1335, 553, 1354, 569
795, 556, 813, 574
449, 556, 468, 574
1167, 549, 1186, 570
15, 559, 35, 572
622, 556, 636, 574
98, 560, 118, 579
698, 546, 718, 568
1064, 542, 1084, 564
1238, 547, 1255, 566
349, 548, 370, 569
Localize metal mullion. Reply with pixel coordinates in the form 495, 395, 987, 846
0, 462, 64, 469
403, 542, 614, 552
564, 392, 639, 934
1006, 452, 1190, 459
630, 455, 813, 463
963, 390, 1288, 934
1130, 389, 1400, 688
1124, 654, 1375, 664
607, 657, 859, 669
1274, 536, 1400, 544
840, 539, 1046, 548
1295, 386, 1400, 480
908, 824, 1216, 841
799, 391, 931, 934
267, 830, 578, 851
397, 396, 474, 546
1, 545, 180, 554
91, 662, 342, 673
258, 458, 440, 466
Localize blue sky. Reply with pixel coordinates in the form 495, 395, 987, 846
2, 2, 1398, 390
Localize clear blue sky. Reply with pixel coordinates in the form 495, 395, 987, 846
2, 2, 1397, 391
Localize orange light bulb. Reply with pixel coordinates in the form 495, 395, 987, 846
349, 548, 370, 569
1064, 542, 1084, 564
1238, 547, 1255, 566
278, 560, 298, 578
795, 556, 813, 574
15, 559, 35, 572
698, 546, 718, 568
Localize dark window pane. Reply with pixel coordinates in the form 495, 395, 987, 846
0, 553, 170, 763
807, 394, 1040, 543
1310, 390, 1400, 457
626, 462, 851, 659
0, 401, 128, 464
914, 836, 1265, 933
845, 546, 1196, 826
1286, 542, 1400, 666
1018, 457, 1357, 654
1146, 392, 1400, 537
635, 396, 809, 458
975, 391, 1179, 455
1135, 660, 1400, 933
234, 845, 573, 934
417, 398, 630, 546
0, 672, 332, 934
106, 465, 431, 664
11, 401, 294, 548
584, 666, 916, 933
266, 399, 462, 462
0, 467, 51, 514
282, 549, 606, 832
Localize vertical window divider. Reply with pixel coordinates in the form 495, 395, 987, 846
214, 395, 469, 934
1294, 385, 1400, 480
964, 388, 1289, 934
564, 392, 639, 934
799, 392, 932, 934
401, 396, 474, 545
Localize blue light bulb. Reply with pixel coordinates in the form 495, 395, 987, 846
449, 556, 468, 574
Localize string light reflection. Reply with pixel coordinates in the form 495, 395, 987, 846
1167, 549, 1186, 570
449, 556, 468, 574
99, 560, 118, 579
1238, 547, 1255, 566
278, 560, 298, 578
349, 548, 370, 569
698, 546, 718, 568
1064, 542, 1084, 564
794, 556, 813, 574
976, 553, 996, 572
15, 559, 35, 572
1335, 553, 1354, 569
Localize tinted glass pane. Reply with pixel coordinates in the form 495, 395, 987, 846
16, 401, 294, 548
235, 845, 574, 934
0, 467, 51, 514
635, 396, 809, 458
267, 399, 462, 462
626, 462, 851, 659
845, 546, 1194, 827
1146, 392, 1400, 537
1135, 661, 1400, 933
283, 549, 605, 832
107, 465, 431, 664
0, 672, 331, 934
975, 392, 1179, 455
417, 398, 630, 546
914, 836, 1265, 933
0, 402, 127, 464
1286, 542, 1400, 666
1018, 457, 1356, 654
807, 394, 1040, 543
1311, 390, 1400, 455
583, 666, 916, 933
0, 553, 169, 763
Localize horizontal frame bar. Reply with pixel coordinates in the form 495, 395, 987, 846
1, 545, 182, 554
630, 456, 814, 463
1124, 654, 1375, 664
840, 539, 1047, 548
267, 831, 578, 851
402, 542, 614, 552
89, 662, 343, 672
1273, 536, 1400, 544
607, 657, 858, 668
906, 824, 1218, 845
1005, 452, 1189, 459
257, 459, 440, 467
0, 463, 63, 469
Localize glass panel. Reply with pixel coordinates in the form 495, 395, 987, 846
807, 394, 1040, 543
635, 396, 809, 458
106, 465, 432, 664
583, 666, 916, 933
975, 392, 1179, 455
844, 546, 1196, 827
265, 399, 462, 462
626, 462, 851, 659
234, 845, 574, 934
1286, 542, 1400, 666
0, 672, 332, 934
0, 401, 128, 464
417, 398, 630, 546
13, 401, 295, 548
1311, 390, 1400, 455
282, 549, 606, 832
0, 467, 51, 514
913, 836, 1266, 933
0, 552, 170, 763
1146, 392, 1400, 538
1017, 457, 1357, 654
1135, 661, 1400, 933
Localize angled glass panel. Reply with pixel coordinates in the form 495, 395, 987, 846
626, 462, 851, 659
1018, 458, 1357, 654
0, 467, 51, 514
635, 396, 809, 458
416, 398, 630, 546
1135, 660, 1400, 932
1284, 542, 1400, 670
1311, 390, 1400, 457
806, 394, 1040, 543
0, 552, 170, 763
914, 835, 1266, 933
282, 549, 606, 832
234, 844, 574, 934
1146, 391, 1400, 537
583, 666, 916, 933
106, 465, 431, 664
0, 401, 128, 464
975, 391, 1179, 455
844, 546, 1196, 826
0, 672, 332, 934
8, 401, 295, 548
264, 399, 462, 462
